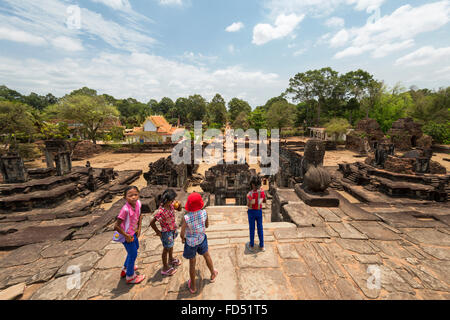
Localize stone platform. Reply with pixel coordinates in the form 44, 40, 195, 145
1, 203, 448, 300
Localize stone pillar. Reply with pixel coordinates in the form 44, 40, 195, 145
54, 151, 71, 176
302, 139, 326, 177
0, 153, 29, 183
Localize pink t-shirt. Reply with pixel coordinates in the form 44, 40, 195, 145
117, 200, 141, 236
247, 189, 265, 210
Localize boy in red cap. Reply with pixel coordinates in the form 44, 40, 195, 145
180, 192, 218, 294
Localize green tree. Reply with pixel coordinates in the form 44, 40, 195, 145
325, 118, 351, 141
248, 107, 267, 131
0, 85, 23, 102
57, 94, 119, 144
0, 101, 37, 149
156, 97, 175, 116
228, 98, 252, 122
175, 97, 190, 125
408, 87, 450, 125
68, 87, 98, 97
206, 94, 227, 127
232, 111, 250, 130
186, 94, 207, 125
264, 96, 288, 112
266, 101, 296, 130
286, 67, 340, 126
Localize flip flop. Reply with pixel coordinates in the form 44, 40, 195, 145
121, 265, 138, 278
170, 258, 181, 266
188, 280, 197, 294
126, 274, 145, 284
210, 270, 219, 283
161, 267, 177, 276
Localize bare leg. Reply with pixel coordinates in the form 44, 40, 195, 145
189, 257, 196, 291
168, 247, 174, 263
162, 248, 169, 271
202, 252, 217, 280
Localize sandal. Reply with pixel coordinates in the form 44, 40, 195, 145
210, 270, 219, 283
170, 258, 181, 267
188, 280, 197, 294
121, 265, 138, 278
126, 274, 145, 284
161, 267, 177, 276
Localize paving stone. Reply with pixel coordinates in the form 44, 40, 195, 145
400, 228, 450, 246
236, 244, 279, 268
335, 278, 364, 300
0, 283, 25, 300
277, 244, 299, 259
295, 243, 327, 284
76, 269, 133, 300
298, 227, 331, 239
342, 263, 381, 299
282, 203, 325, 227
328, 222, 368, 240
201, 248, 238, 300
369, 240, 411, 259
329, 208, 349, 220
320, 281, 342, 300
104, 241, 124, 251
145, 263, 171, 287
379, 265, 415, 294
384, 292, 418, 300
289, 277, 328, 300
420, 246, 450, 261
57, 252, 102, 277
208, 238, 229, 246
421, 260, 450, 286
336, 239, 376, 254
0, 242, 50, 268
353, 254, 383, 264
324, 225, 339, 237
273, 228, 300, 240
395, 268, 424, 289
419, 290, 447, 300
377, 212, 447, 229
282, 260, 310, 277
134, 285, 166, 300
315, 243, 347, 278
404, 265, 449, 291
350, 222, 402, 241
314, 208, 342, 222
30, 271, 94, 300
96, 249, 127, 270
323, 242, 355, 264
73, 232, 114, 253
239, 269, 294, 300
142, 255, 162, 264
40, 240, 87, 258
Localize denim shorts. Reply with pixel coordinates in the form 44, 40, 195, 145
183, 235, 208, 259
161, 230, 178, 249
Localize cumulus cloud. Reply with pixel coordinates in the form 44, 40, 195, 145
325, 17, 345, 28
0, 27, 47, 46
158, 0, 184, 6
331, 1, 450, 59
226, 22, 244, 32
396, 46, 450, 67
51, 36, 84, 52
0, 52, 284, 106
252, 13, 304, 45
90, 0, 131, 11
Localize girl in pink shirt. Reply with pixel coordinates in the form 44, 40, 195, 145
114, 186, 146, 284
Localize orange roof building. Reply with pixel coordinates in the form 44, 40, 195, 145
125, 115, 179, 143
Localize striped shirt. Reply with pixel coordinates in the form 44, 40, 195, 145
184, 209, 207, 247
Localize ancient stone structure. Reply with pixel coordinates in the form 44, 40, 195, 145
303, 166, 331, 193
346, 119, 385, 154
200, 164, 256, 205
144, 156, 189, 188
0, 153, 29, 183
388, 118, 423, 151
302, 139, 326, 173
44, 140, 72, 176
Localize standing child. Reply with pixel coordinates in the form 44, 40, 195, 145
246, 176, 267, 253
150, 189, 182, 276
114, 186, 146, 284
180, 192, 218, 294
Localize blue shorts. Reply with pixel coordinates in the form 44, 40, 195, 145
161, 230, 178, 249
183, 235, 208, 259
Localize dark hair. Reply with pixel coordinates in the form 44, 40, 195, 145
161, 189, 177, 205
249, 175, 261, 189
124, 186, 139, 197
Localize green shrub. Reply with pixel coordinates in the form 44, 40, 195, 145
423, 122, 450, 144
12, 143, 42, 160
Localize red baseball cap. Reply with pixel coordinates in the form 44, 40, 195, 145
185, 192, 204, 212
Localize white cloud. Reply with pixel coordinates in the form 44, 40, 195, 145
0, 0, 156, 52
51, 36, 84, 51
226, 22, 244, 32
264, 0, 386, 17
179, 51, 218, 66
293, 48, 307, 56
0, 27, 47, 46
90, 0, 131, 11
158, 0, 184, 6
228, 44, 235, 54
325, 17, 345, 28
252, 13, 304, 45
332, 1, 450, 59
0, 52, 284, 106
396, 46, 450, 67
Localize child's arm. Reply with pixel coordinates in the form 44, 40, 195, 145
150, 216, 162, 237
205, 212, 209, 229
136, 214, 143, 237
114, 218, 133, 243
180, 218, 186, 244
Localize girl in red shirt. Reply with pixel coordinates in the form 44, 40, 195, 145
246, 176, 266, 252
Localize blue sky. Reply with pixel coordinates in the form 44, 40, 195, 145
0, 0, 449, 107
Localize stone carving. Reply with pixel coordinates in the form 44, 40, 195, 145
303, 166, 331, 193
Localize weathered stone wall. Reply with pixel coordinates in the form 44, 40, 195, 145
388, 118, 423, 151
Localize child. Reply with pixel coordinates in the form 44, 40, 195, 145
180, 192, 218, 294
246, 176, 267, 253
150, 189, 182, 276
114, 186, 146, 284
